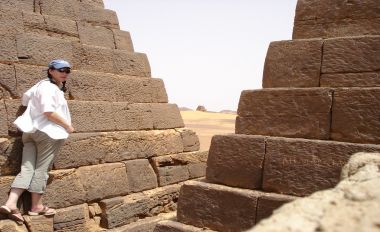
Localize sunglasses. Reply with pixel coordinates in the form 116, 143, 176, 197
56, 68, 71, 74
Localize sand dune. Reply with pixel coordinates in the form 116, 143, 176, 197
180, 111, 236, 151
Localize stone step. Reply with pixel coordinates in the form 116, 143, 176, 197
6, 33, 150, 77
236, 88, 333, 139
0, 63, 166, 102
99, 184, 182, 229
205, 134, 380, 196
154, 220, 216, 232
263, 36, 380, 88
176, 180, 296, 232
293, 0, 380, 39
4, 100, 184, 135
236, 87, 380, 144
0, 219, 28, 231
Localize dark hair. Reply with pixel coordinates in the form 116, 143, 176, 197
47, 69, 67, 92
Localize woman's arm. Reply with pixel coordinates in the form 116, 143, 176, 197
43, 112, 75, 133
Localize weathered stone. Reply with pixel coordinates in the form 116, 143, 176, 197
22, 11, 46, 34
79, 3, 119, 29
256, 193, 297, 223
16, 33, 74, 67
0, 6, 24, 35
43, 169, 86, 209
0, 176, 14, 207
0, 100, 9, 137
54, 130, 183, 169
206, 134, 265, 189
151, 104, 184, 129
249, 152, 380, 232
263, 137, 380, 196
177, 180, 258, 232
331, 88, 380, 144
322, 36, 380, 73
154, 220, 216, 232
43, 15, 79, 40
262, 39, 323, 88
68, 101, 153, 132
4, 99, 26, 136
320, 72, 380, 87
54, 204, 89, 232
73, 43, 114, 73
81, 0, 105, 9
176, 129, 200, 152
0, 32, 17, 62
236, 88, 333, 139
67, 70, 168, 102
293, 18, 380, 39
23, 215, 54, 232
112, 50, 151, 77
156, 166, 189, 187
78, 22, 115, 49
113, 30, 134, 52
0, 0, 34, 12
0, 219, 28, 232
0, 138, 23, 176
39, 0, 80, 21
111, 212, 176, 232
76, 163, 129, 202
124, 159, 158, 193
14, 64, 46, 98
0, 64, 16, 97
100, 184, 181, 229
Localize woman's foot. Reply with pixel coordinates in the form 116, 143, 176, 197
28, 206, 56, 216
0, 205, 24, 225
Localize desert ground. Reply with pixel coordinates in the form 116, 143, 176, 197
180, 111, 236, 151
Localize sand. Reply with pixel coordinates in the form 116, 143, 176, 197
180, 111, 236, 151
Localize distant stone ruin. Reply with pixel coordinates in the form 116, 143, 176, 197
0, 0, 205, 231
195, 105, 206, 112
155, 0, 380, 231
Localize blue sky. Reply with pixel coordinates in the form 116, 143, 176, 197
104, 0, 298, 111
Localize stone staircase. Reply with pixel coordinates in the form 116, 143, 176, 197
155, 0, 380, 231
0, 0, 207, 231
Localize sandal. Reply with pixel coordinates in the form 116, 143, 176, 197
28, 206, 56, 216
0, 205, 11, 215
8, 209, 25, 225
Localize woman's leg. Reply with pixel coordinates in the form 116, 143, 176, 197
28, 130, 64, 212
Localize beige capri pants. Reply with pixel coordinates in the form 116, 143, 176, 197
11, 130, 64, 193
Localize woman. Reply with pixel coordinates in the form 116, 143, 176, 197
0, 60, 74, 224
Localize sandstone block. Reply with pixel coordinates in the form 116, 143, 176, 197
263, 137, 380, 196
22, 12, 46, 34
0, 176, 15, 206
67, 71, 168, 102
54, 204, 89, 231
4, 100, 26, 136
331, 88, 380, 144
124, 159, 158, 193
322, 36, 380, 73
68, 101, 153, 132
0, 63, 16, 97
176, 129, 200, 152
156, 166, 189, 187
43, 169, 86, 209
112, 50, 151, 77
78, 22, 115, 49
0, 138, 23, 176
16, 33, 74, 67
100, 184, 180, 229
112, 212, 176, 232
0, 0, 34, 12
39, 0, 80, 21
293, 18, 380, 39
81, 0, 105, 8
320, 72, 380, 87
256, 193, 297, 223
73, 43, 114, 73
262, 39, 323, 88
0, 6, 24, 35
79, 3, 119, 29
236, 88, 333, 139
43, 15, 79, 39
54, 130, 183, 169
14, 64, 46, 98
154, 220, 215, 232
0, 219, 28, 232
177, 181, 258, 232
23, 215, 54, 232
151, 104, 184, 129
113, 30, 134, 52
0, 32, 17, 62
0, 100, 9, 137
76, 163, 129, 202
206, 134, 265, 189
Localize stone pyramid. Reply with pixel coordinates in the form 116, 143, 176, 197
0, 0, 207, 231
155, 0, 380, 231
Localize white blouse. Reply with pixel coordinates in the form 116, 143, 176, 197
14, 79, 72, 139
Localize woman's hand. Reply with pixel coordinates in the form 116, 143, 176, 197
44, 112, 74, 133
66, 125, 75, 133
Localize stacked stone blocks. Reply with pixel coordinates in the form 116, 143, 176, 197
0, 0, 205, 231
158, 0, 380, 231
